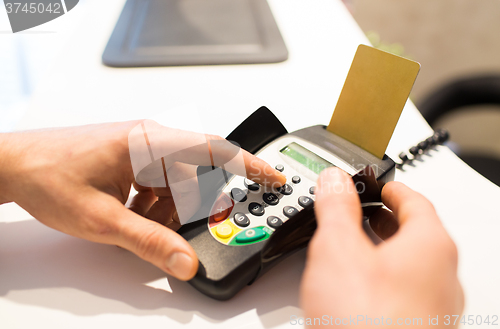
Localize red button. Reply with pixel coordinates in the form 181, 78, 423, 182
210, 194, 234, 223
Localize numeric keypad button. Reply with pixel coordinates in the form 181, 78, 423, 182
211, 194, 234, 222
230, 188, 247, 202
233, 213, 250, 227
283, 206, 299, 218
216, 224, 233, 239
277, 184, 293, 195
298, 196, 314, 207
267, 216, 283, 229
263, 192, 279, 206
248, 202, 265, 216
244, 178, 260, 191
235, 228, 267, 243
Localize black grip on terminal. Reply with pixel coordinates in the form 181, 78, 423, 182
226, 106, 288, 154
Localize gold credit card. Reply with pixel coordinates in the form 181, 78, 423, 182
327, 44, 420, 159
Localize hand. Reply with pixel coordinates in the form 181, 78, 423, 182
301, 168, 463, 327
0, 121, 286, 280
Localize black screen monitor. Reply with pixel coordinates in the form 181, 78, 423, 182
102, 0, 288, 67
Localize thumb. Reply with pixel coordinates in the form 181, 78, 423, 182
313, 168, 372, 252
113, 205, 198, 280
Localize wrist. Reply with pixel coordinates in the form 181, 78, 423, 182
0, 133, 23, 204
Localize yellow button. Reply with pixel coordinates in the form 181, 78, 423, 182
216, 223, 233, 239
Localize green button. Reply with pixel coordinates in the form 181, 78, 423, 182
235, 227, 267, 244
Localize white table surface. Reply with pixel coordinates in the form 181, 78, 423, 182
1, 0, 500, 328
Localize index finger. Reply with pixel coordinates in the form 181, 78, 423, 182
381, 181, 441, 232
313, 168, 373, 250
129, 120, 286, 188
206, 136, 286, 187
380, 182, 459, 270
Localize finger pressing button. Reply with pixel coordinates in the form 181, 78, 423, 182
278, 184, 293, 195
244, 178, 260, 191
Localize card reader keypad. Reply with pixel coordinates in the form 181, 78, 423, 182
248, 202, 265, 216
231, 188, 247, 203
208, 162, 316, 246
263, 193, 279, 205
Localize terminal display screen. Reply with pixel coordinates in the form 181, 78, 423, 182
280, 143, 334, 175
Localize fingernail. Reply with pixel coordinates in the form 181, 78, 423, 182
277, 172, 287, 184
166, 252, 193, 280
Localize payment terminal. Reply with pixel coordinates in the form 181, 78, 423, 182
177, 106, 395, 300
177, 45, 419, 300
